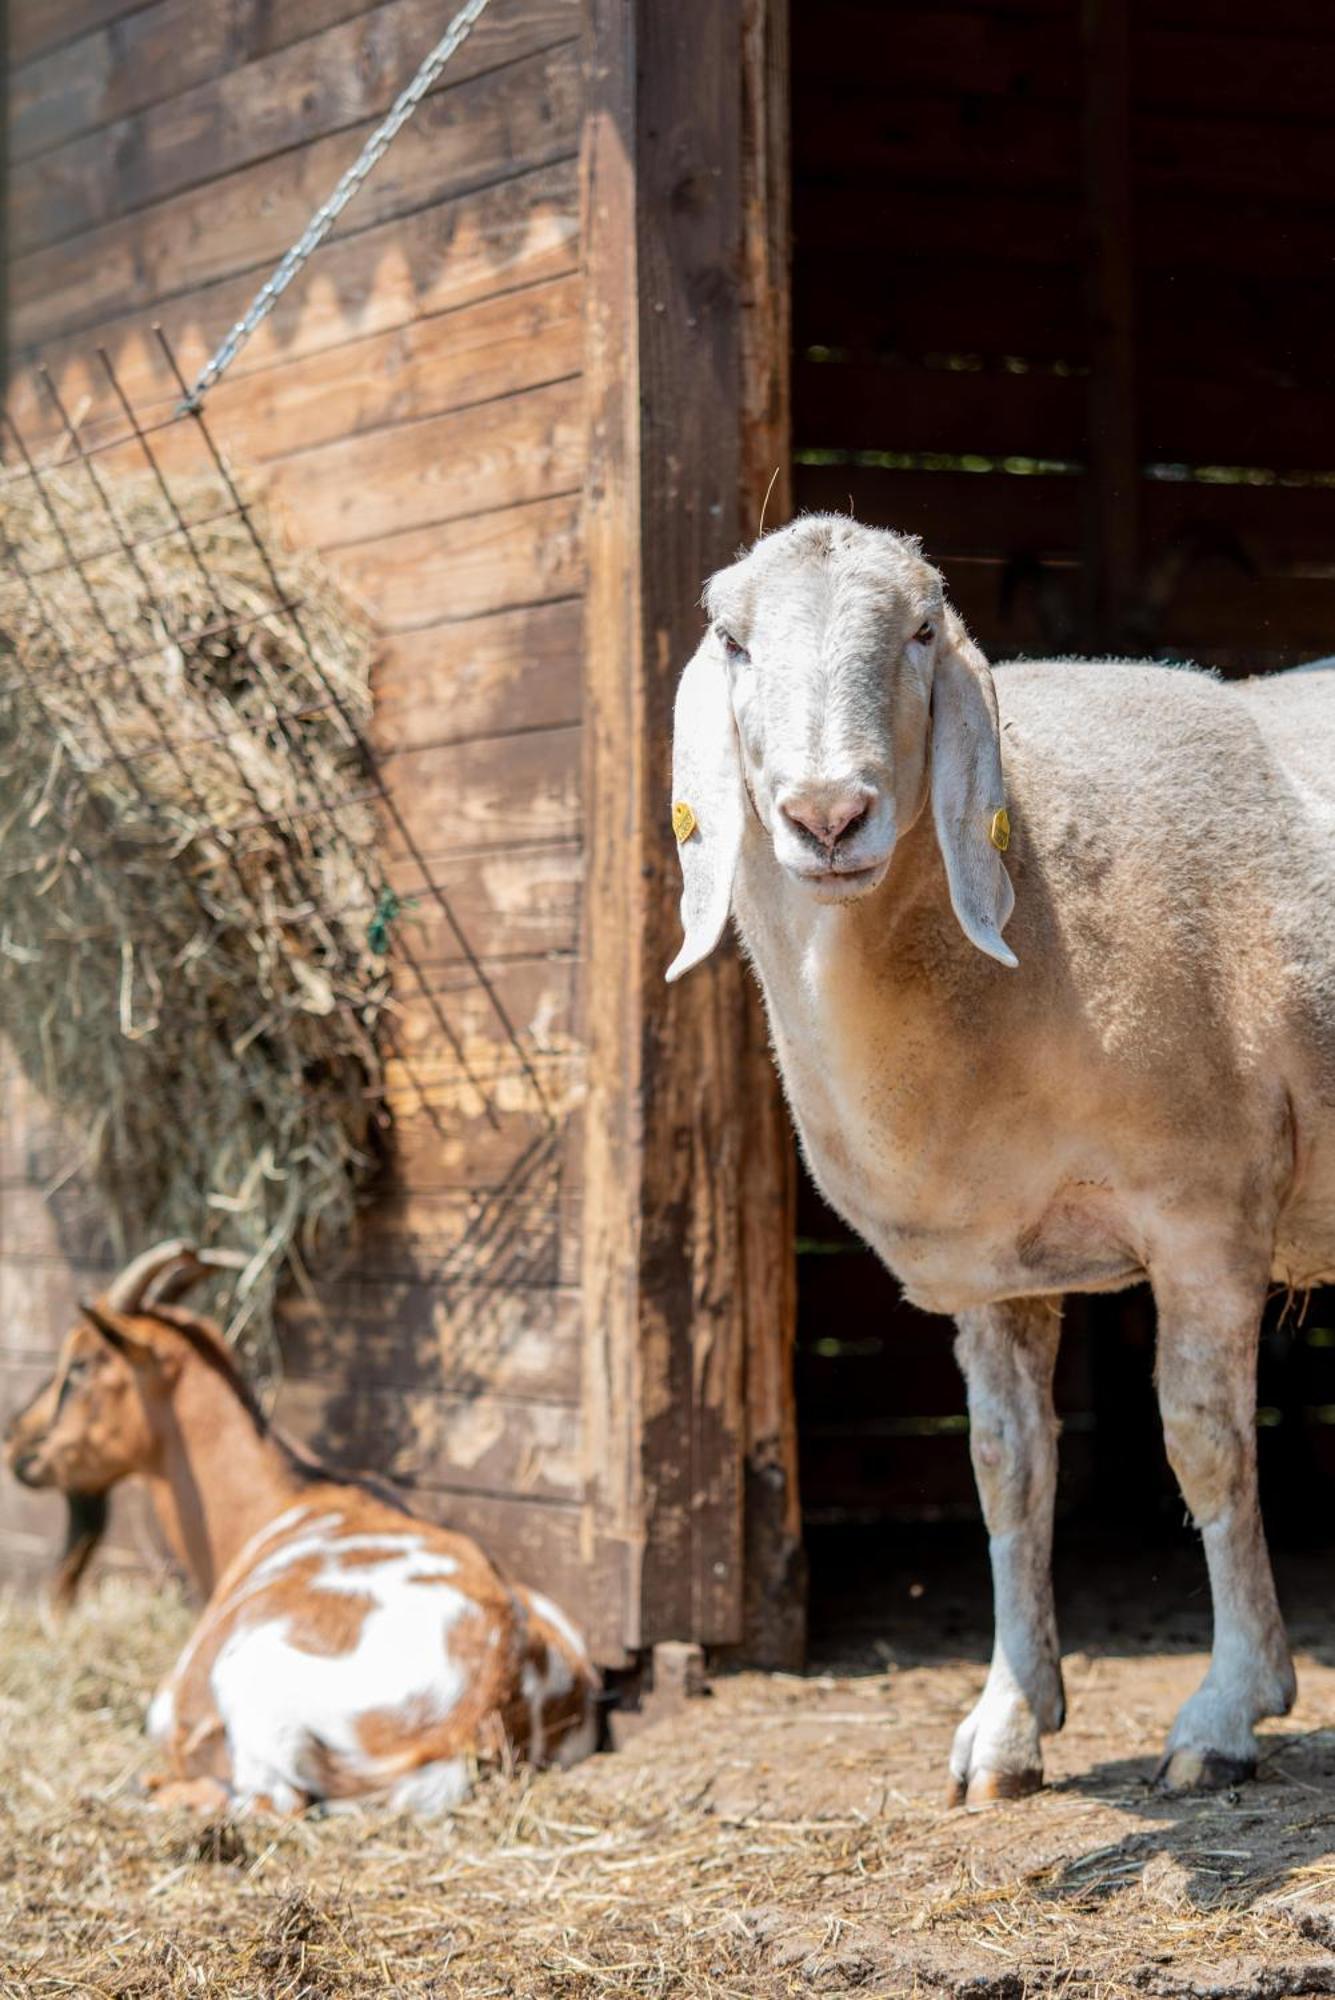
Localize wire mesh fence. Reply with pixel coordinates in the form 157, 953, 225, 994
0, 328, 561, 1354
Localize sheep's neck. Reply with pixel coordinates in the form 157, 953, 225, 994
143, 1363, 303, 1598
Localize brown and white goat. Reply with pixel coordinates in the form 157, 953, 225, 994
4, 1241, 599, 1814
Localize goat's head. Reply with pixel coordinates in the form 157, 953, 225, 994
667, 516, 1017, 978
4, 1240, 244, 1498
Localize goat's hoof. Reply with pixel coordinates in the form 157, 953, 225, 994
946, 1767, 1043, 1808
1154, 1748, 1255, 1795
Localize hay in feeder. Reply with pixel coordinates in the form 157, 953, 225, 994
0, 462, 391, 1362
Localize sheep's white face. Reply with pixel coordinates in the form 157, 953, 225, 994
703, 518, 942, 903
668, 515, 1016, 982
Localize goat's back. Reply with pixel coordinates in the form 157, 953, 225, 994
151, 1486, 598, 1812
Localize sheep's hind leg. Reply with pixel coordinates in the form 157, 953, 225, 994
948, 1298, 1065, 1806
1153, 1258, 1295, 1794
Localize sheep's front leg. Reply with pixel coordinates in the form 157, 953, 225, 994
1153, 1263, 1295, 1793
949, 1298, 1064, 1805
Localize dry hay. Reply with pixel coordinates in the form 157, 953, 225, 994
0, 465, 389, 1359
5, 1577, 1335, 1999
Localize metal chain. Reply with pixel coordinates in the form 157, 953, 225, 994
179, 0, 493, 412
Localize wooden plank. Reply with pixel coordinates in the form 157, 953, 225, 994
397, 1487, 628, 1663
373, 599, 582, 755
577, 0, 645, 1661
802, 316, 1335, 463
378, 723, 581, 869
0, 1178, 121, 1275
275, 1380, 582, 1503
581, 0, 767, 1658
794, 464, 1082, 560
793, 93, 1081, 193
791, 9, 1335, 119
385, 1102, 564, 1195
1132, 26, 1335, 121
1143, 378, 1335, 474
1139, 269, 1335, 396
9, 157, 581, 442
328, 491, 583, 630
340, 1181, 582, 1288
382, 959, 579, 1192
9, 0, 136, 66
1157, 571, 1335, 653
941, 555, 1335, 663
792, 3, 1078, 97
794, 256, 1086, 371
1082, 0, 1140, 646
1140, 0, 1335, 31
46, 274, 585, 471
795, 185, 1084, 269
1134, 111, 1335, 207
11, 39, 581, 348
736, 0, 802, 1673
797, 358, 1086, 460
378, 839, 582, 969
797, 467, 1335, 623
13, 0, 579, 256
201, 276, 583, 468
11, 0, 374, 162
266, 378, 583, 552
277, 1280, 581, 1399
1141, 479, 1335, 572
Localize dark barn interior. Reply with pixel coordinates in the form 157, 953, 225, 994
789, 0, 1335, 1653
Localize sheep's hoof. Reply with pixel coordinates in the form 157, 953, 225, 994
1154, 1748, 1255, 1795
946, 1767, 1043, 1808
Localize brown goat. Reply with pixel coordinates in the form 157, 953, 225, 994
5, 1242, 598, 1814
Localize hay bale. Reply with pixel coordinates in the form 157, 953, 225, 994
0, 463, 391, 1363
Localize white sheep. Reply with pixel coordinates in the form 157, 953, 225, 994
667, 514, 1335, 1801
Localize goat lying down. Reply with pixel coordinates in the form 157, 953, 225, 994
4, 1242, 598, 1814
669, 515, 1335, 1801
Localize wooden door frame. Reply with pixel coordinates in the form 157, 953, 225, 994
579, 0, 801, 1668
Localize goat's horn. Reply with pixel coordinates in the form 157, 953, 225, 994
145, 1244, 249, 1306
103, 1239, 198, 1312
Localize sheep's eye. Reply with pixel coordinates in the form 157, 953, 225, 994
717, 628, 748, 663
914, 621, 935, 646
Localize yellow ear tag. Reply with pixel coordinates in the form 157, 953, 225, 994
672, 800, 698, 844
989, 807, 1011, 853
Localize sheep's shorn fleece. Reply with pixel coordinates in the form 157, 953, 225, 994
668, 514, 1335, 1802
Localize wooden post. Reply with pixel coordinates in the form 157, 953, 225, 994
737, 0, 803, 1671
580, 0, 798, 1662
1081, 0, 1139, 649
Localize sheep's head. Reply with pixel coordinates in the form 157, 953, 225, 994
667, 516, 1017, 978
4, 1241, 246, 1501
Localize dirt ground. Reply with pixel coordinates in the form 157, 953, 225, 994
4, 1544, 1335, 1999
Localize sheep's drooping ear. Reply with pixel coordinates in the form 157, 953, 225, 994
80, 1301, 161, 1371
666, 637, 746, 982
929, 611, 1018, 969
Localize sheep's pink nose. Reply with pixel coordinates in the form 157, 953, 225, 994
779, 785, 872, 850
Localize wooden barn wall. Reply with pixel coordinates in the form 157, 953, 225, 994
0, 0, 599, 1623
793, 0, 1335, 670
791, 0, 1335, 1543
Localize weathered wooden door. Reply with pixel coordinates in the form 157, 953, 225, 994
578, 0, 802, 1668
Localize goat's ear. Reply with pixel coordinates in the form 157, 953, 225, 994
79, 1302, 162, 1371
666, 635, 746, 982
929, 610, 1018, 969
